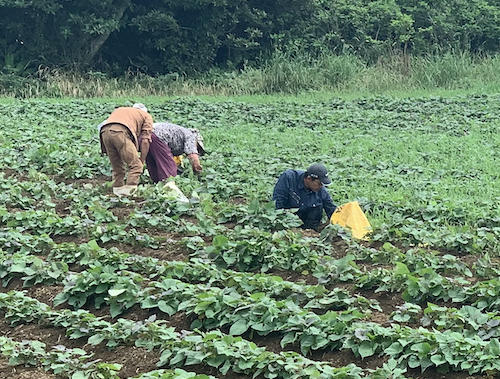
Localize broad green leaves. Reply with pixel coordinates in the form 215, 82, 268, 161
2, 95, 500, 378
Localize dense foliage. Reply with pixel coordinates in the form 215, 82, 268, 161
1, 95, 500, 378
2, 0, 500, 75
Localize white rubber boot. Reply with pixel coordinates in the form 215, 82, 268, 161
121, 185, 138, 196
112, 186, 125, 196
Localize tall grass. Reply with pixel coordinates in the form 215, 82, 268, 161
258, 51, 365, 94
3, 51, 500, 98
351, 51, 500, 93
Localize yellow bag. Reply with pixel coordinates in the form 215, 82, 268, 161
330, 201, 372, 240
173, 155, 183, 166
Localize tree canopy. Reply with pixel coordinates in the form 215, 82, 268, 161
2, 0, 500, 76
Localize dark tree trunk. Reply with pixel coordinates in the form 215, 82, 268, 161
85, 1, 129, 65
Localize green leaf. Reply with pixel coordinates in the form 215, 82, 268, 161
385, 342, 403, 355
411, 342, 431, 355
430, 354, 446, 366
248, 199, 260, 213
10, 263, 26, 273
95, 283, 108, 294
87, 240, 100, 251
280, 332, 296, 348
141, 297, 158, 308
229, 319, 248, 335
488, 338, 500, 355
461, 361, 473, 370
88, 334, 105, 345
53, 292, 70, 306
212, 235, 229, 247
110, 302, 123, 318
394, 262, 410, 275
170, 351, 186, 365
250, 292, 266, 301
108, 288, 126, 297
158, 300, 176, 316
72, 372, 87, 379
9, 356, 24, 365
408, 355, 421, 368
358, 341, 375, 358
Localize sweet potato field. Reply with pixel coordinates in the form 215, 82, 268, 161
1, 95, 500, 379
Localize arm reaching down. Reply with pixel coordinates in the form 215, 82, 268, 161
188, 153, 202, 173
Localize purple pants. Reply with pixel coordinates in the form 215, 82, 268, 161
146, 133, 178, 183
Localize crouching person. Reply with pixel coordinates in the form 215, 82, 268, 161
272, 163, 336, 231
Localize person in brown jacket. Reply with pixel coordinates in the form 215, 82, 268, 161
99, 103, 153, 196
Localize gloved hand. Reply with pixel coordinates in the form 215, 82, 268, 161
188, 153, 202, 173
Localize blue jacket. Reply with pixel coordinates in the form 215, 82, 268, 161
272, 169, 337, 218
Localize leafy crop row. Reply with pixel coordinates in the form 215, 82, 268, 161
0, 292, 399, 379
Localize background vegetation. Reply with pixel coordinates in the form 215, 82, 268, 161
3, 0, 500, 97
4, 52, 500, 98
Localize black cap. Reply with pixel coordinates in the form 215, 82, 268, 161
306, 163, 332, 185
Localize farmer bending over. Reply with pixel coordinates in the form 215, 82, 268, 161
144, 122, 205, 183
99, 103, 153, 196
272, 163, 336, 231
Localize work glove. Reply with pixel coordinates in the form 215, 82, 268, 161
188, 153, 202, 173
